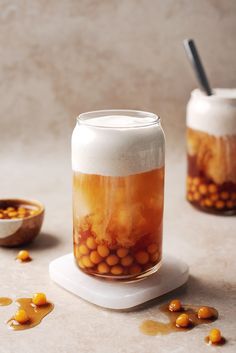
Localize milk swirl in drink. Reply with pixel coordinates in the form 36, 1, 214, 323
186, 89, 236, 214
72, 110, 165, 280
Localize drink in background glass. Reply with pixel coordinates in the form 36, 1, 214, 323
186, 89, 236, 214
72, 110, 165, 280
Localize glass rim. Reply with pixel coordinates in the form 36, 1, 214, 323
77, 109, 160, 129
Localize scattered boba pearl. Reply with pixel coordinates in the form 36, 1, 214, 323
176, 313, 190, 328
198, 306, 214, 319
209, 328, 222, 344
169, 299, 182, 312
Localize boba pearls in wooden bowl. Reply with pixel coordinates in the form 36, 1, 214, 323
0, 199, 44, 247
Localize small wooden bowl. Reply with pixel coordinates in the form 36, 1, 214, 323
0, 199, 44, 247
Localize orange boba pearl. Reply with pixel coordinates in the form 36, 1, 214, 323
32, 293, 47, 306
210, 193, 219, 202
193, 191, 201, 201
14, 309, 29, 324
17, 250, 31, 262
97, 245, 110, 258
215, 200, 225, 209
147, 243, 158, 255
116, 248, 129, 258
198, 306, 214, 319
204, 198, 213, 207
97, 262, 110, 274
187, 193, 193, 201
220, 191, 230, 200
209, 328, 222, 344
192, 177, 201, 186
78, 259, 85, 269
110, 265, 123, 275
135, 251, 149, 265
121, 255, 134, 267
176, 313, 191, 328
208, 184, 218, 193
129, 264, 142, 275
199, 184, 208, 195
226, 200, 234, 209
90, 250, 102, 265
81, 256, 94, 268
106, 255, 119, 266
169, 299, 182, 312
86, 237, 97, 250
150, 252, 160, 262
190, 185, 197, 192
78, 244, 89, 256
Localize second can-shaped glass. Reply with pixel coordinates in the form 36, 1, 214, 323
72, 110, 165, 280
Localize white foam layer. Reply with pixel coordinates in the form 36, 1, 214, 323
72, 114, 165, 176
187, 89, 236, 136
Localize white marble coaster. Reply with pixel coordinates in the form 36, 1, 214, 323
49, 253, 189, 310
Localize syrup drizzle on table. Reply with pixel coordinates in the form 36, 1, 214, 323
140, 303, 218, 336
0, 297, 12, 306
7, 298, 54, 331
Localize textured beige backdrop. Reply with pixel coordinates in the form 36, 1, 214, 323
0, 2, 235, 353
0, 0, 236, 152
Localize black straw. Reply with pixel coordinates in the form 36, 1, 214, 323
183, 39, 212, 96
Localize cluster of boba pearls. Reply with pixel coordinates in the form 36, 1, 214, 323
168, 299, 224, 345
74, 236, 160, 278
0, 206, 39, 220
187, 176, 236, 210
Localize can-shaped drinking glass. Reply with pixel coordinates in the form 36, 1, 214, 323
186, 89, 236, 214
72, 110, 165, 280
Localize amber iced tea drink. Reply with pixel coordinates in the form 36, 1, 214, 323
186, 89, 236, 214
72, 110, 165, 280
